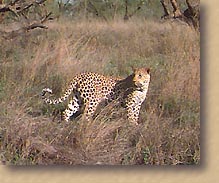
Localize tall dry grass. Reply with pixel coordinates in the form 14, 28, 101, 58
0, 18, 200, 165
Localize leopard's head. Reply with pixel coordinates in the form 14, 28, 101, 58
132, 67, 150, 89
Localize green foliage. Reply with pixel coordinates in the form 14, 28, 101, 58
142, 147, 150, 164
48, 0, 165, 20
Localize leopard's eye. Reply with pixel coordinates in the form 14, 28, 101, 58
138, 74, 142, 78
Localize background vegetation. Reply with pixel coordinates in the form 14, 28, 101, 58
0, 0, 200, 165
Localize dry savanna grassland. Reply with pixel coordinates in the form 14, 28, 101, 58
0, 16, 200, 165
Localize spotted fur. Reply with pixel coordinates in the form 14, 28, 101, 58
41, 68, 150, 124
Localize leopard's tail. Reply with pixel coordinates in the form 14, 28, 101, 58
41, 80, 76, 105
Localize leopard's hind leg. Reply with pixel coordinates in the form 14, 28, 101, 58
62, 95, 81, 121
83, 97, 101, 121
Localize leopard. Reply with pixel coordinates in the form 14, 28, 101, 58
41, 67, 150, 125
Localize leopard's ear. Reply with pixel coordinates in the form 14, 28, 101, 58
146, 68, 150, 74
131, 66, 136, 72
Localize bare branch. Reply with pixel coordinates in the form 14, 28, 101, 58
1, 21, 48, 40
160, 0, 170, 18
0, 0, 47, 15
185, 0, 193, 15
160, 0, 200, 30
26, 22, 48, 31
124, 0, 128, 21
41, 11, 52, 23
184, 0, 200, 29
0, 0, 52, 39
170, 0, 183, 18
